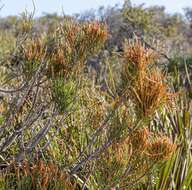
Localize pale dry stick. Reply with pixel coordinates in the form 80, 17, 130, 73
0, 78, 47, 94
0, 82, 29, 94
0, 93, 20, 136
0, 50, 48, 138
26, 109, 57, 151
11, 79, 42, 141
16, 116, 54, 159
15, 51, 47, 111
40, 128, 60, 151
104, 144, 133, 190
0, 56, 49, 154
119, 161, 158, 190
15, 104, 50, 161
18, 126, 25, 156
0, 127, 23, 154
37, 94, 81, 151
71, 139, 113, 174
16, 94, 76, 159
21, 77, 42, 123
20, 103, 49, 133
74, 95, 125, 163
0, 103, 48, 153
40, 111, 70, 151
0, 128, 20, 152
71, 118, 144, 175
106, 166, 133, 190
74, 110, 115, 163
81, 163, 95, 190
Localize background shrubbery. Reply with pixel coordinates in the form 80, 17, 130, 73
0, 1, 192, 189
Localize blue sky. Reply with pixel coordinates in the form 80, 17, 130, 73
0, 0, 192, 17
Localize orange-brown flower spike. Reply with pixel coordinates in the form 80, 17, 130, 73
123, 40, 157, 77
129, 127, 150, 152
122, 40, 175, 118
145, 136, 176, 161
47, 21, 108, 78
83, 21, 108, 43
131, 69, 173, 118
23, 37, 45, 62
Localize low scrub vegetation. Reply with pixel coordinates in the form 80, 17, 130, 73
0, 1, 192, 189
